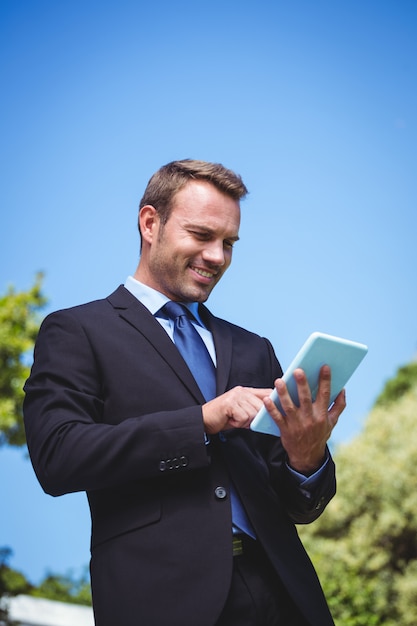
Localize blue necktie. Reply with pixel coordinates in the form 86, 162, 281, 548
161, 301, 216, 401
161, 301, 256, 539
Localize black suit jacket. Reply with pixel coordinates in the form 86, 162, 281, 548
24, 286, 336, 626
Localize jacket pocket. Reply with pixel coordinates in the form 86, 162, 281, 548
88, 483, 162, 549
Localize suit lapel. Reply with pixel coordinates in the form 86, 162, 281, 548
107, 286, 206, 403
199, 304, 233, 396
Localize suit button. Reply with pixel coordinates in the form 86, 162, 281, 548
159, 460, 166, 472
170, 457, 180, 470
215, 486, 227, 500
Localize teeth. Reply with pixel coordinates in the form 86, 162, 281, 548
193, 267, 214, 278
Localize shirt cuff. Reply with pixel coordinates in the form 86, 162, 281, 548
286, 449, 330, 497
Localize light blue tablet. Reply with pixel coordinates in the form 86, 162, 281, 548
250, 332, 368, 437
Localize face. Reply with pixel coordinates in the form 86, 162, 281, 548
136, 180, 241, 302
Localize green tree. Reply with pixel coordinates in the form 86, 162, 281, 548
299, 360, 417, 625
374, 361, 417, 408
0, 276, 47, 622
0, 274, 47, 447
0, 550, 92, 614
0, 547, 32, 625
31, 568, 92, 606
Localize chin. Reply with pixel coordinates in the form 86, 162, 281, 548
175, 280, 215, 303
187, 289, 211, 304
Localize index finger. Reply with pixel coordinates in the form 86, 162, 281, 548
250, 387, 274, 399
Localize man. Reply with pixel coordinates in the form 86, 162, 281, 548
24, 160, 345, 626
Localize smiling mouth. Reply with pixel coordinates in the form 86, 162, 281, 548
191, 266, 217, 280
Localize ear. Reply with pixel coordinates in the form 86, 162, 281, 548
139, 205, 160, 244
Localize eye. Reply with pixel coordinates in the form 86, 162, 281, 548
191, 231, 211, 241
224, 239, 235, 249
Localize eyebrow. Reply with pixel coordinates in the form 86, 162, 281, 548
185, 223, 240, 242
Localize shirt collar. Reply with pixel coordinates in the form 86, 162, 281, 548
124, 276, 204, 326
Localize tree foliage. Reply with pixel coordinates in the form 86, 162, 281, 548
30, 568, 92, 606
0, 547, 32, 624
0, 275, 47, 447
299, 360, 417, 625
374, 361, 417, 408
0, 549, 92, 611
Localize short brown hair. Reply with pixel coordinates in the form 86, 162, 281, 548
138, 159, 248, 232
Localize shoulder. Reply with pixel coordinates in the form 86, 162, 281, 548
200, 304, 272, 346
37, 285, 136, 336
42, 285, 132, 321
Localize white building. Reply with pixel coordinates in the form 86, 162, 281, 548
3, 594, 94, 626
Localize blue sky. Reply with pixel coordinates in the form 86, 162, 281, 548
1, 0, 416, 584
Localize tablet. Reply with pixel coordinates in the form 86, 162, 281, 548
250, 332, 368, 437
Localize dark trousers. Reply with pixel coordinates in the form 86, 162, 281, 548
215, 536, 310, 626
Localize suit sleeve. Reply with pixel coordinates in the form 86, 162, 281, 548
23, 309, 210, 497
264, 436, 336, 524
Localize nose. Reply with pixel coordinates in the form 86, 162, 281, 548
202, 240, 227, 267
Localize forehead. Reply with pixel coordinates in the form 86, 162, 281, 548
170, 181, 241, 231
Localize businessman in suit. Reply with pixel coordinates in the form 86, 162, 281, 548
24, 159, 345, 625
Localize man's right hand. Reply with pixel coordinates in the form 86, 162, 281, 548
202, 387, 273, 434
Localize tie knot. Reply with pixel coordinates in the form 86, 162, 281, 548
162, 301, 193, 322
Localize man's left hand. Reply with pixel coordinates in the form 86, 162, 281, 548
263, 365, 346, 475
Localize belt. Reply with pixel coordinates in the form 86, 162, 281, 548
232, 535, 244, 557
233, 534, 257, 557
